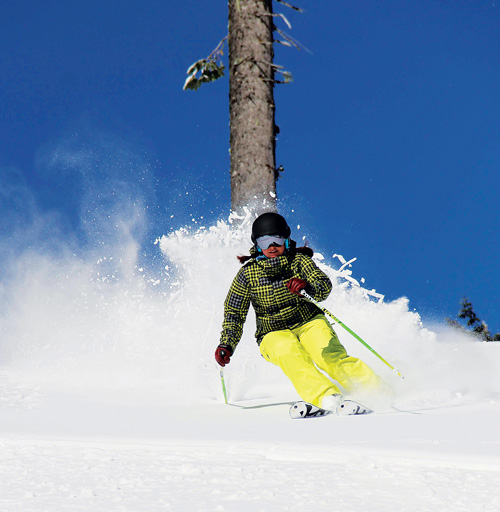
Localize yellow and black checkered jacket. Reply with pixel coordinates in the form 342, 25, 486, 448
220, 241, 332, 351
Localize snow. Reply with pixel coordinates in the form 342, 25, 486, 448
1, 213, 499, 511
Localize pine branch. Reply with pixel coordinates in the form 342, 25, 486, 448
263, 12, 292, 29
275, 0, 303, 12
207, 36, 228, 61
183, 36, 228, 91
274, 27, 312, 54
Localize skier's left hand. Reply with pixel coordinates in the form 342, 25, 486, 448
286, 278, 307, 296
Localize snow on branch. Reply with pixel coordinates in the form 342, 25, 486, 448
183, 36, 228, 91
263, 12, 292, 29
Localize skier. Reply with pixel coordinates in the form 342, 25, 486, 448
215, 212, 383, 414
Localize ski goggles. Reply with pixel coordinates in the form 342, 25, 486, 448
256, 235, 287, 250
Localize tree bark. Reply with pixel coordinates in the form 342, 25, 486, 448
228, 0, 277, 214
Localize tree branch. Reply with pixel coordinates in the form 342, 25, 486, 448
275, 0, 303, 12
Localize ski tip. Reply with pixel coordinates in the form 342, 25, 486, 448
290, 400, 373, 418
337, 400, 373, 416
289, 402, 309, 419
289, 401, 332, 419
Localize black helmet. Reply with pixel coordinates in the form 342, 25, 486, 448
251, 212, 291, 243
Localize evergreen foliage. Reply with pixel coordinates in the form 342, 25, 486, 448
446, 297, 500, 341
183, 37, 227, 91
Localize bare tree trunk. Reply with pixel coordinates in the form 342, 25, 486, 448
228, 0, 277, 214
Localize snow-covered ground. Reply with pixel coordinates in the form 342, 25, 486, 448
1, 215, 499, 511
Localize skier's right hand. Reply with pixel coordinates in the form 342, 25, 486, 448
215, 344, 233, 367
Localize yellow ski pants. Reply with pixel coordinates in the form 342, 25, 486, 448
259, 314, 382, 407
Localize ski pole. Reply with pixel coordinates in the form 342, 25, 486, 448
220, 368, 228, 404
300, 289, 405, 379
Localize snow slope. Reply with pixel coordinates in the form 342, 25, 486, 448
1, 214, 499, 512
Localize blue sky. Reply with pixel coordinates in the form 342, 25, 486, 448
1, 1, 499, 333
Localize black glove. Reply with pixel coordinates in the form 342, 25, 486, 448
215, 344, 233, 367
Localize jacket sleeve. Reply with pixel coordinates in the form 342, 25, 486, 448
219, 266, 251, 352
299, 255, 332, 302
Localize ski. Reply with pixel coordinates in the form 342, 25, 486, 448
337, 399, 373, 416
289, 399, 373, 419
289, 401, 332, 419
